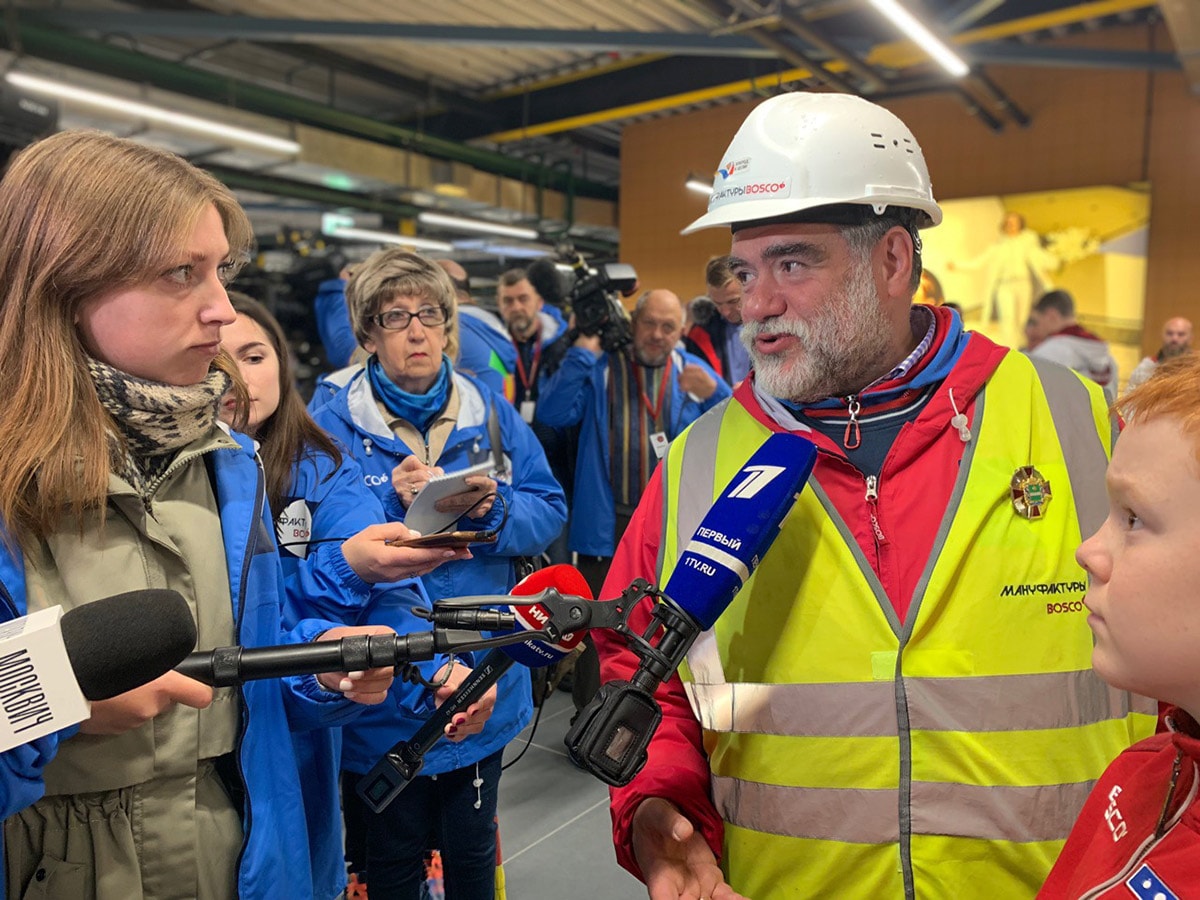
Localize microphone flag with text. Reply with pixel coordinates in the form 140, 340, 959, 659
564, 431, 818, 785
0, 589, 197, 753
356, 564, 592, 814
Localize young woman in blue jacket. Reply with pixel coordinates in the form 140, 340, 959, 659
220, 293, 500, 899
0, 131, 395, 900
311, 249, 567, 900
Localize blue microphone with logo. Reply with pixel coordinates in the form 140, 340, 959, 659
564, 431, 818, 785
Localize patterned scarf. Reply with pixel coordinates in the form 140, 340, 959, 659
87, 356, 229, 500
607, 351, 670, 512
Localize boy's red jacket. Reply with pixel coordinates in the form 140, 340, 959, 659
1037, 708, 1200, 900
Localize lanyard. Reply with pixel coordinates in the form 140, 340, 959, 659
634, 363, 670, 424
512, 339, 541, 393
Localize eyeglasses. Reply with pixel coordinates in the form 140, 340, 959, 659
371, 306, 448, 331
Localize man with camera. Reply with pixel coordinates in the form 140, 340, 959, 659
536, 288, 729, 595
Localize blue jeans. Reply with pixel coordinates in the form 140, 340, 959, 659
364, 750, 502, 900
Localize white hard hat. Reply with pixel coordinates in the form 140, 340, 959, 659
682, 92, 942, 235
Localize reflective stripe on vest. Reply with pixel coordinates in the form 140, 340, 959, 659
658, 352, 1156, 900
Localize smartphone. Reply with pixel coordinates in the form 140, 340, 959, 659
387, 531, 499, 549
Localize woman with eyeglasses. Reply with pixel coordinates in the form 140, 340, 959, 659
219, 292, 496, 900
0, 130, 394, 900
311, 249, 566, 900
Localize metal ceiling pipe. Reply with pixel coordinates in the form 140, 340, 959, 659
4, 21, 617, 202
775, 12, 889, 92
687, 0, 860, 93
970, 70, 1032, 127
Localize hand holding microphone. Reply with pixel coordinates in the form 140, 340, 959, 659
314, 625, 397, 705
431, 662, 497, 742
81, 670, 214, 736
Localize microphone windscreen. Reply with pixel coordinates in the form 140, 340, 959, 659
60, 590, 198, 701
663, 432, 817, 630
525, 259, 566, 308
497, 564, 592, 668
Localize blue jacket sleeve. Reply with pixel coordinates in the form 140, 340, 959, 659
0, 729, 73, 819
279, 455, 380, 626
534, 346, 599, 428
686, 351, 732, 418
314, 278, 358, 369
471, 395, 567, 558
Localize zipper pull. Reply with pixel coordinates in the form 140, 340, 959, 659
865, 475, 887, 544
844, 396, 862, 450
363, 438, 373, 457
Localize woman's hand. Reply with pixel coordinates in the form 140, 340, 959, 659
80, 671, 214, 735
433, 475, 498, 520
315, 625, 396, 704
431, 662, 497, 741
391, 456, 443, 510
341, 522, 469, 583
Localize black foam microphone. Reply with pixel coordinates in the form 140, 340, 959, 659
61, 589, 198, 701
0, 589, 197, 753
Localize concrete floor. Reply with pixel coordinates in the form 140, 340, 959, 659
496, 689, 647, 899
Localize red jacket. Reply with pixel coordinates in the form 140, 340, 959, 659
1038, 708, 1200, 899
595, 329, 1009, 879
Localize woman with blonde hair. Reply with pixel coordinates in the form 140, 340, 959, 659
312, 248, 567, 899
0, 130, 394, 900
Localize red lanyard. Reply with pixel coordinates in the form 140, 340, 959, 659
634, 363, 670, 424
512, 339, 541, 393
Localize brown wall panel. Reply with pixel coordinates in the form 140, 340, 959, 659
619, 25, 1200, 355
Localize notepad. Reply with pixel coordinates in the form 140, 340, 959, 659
403, 460, 495, 535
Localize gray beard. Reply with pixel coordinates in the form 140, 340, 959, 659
740, 260, 896, 403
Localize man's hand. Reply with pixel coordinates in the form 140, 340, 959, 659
341, 522, 469, 583
80, 671, 214, 735
431, 662, 497, 742
632, 798, 747, 900
315, 625, 396, 704
678, 364, 718, 401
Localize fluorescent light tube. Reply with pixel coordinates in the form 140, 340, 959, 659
686, 176, 714, 195
868, 0, 969, 77
417, 211, 539, 241
5, 72, 302, 154
327, 227, 454, 253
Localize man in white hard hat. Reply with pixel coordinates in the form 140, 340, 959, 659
593, 92, 1154, 899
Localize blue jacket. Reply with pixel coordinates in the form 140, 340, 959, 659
0, 430, 365, 900
311, 368, 567, 775
276, 449, 438, 899
457, 307, 516, 398
536, 346, 731, 557
314, 276, 358, 368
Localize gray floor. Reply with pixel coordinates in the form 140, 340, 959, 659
497, 689, 647, 899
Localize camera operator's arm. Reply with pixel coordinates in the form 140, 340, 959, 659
534, 341, 601, 428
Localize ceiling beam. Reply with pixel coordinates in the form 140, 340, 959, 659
4, 23, 617, 201
1158, 0, 1200, 93
24, 12, 777, 58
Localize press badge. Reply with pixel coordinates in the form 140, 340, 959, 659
520, 400, 536, 424
650, 432, 669, 459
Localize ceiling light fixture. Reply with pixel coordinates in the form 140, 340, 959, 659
685, 174, 714, 196
5, 71, 302, 154
867, 0, 970, 78
417, 211, 539, 241
326, 226, 454, 253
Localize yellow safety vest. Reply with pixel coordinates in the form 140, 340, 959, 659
657, 353, 1155, 899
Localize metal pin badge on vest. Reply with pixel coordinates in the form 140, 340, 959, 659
1011, 466, 1052, 519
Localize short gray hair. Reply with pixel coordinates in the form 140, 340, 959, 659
347, 248, 459, 358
